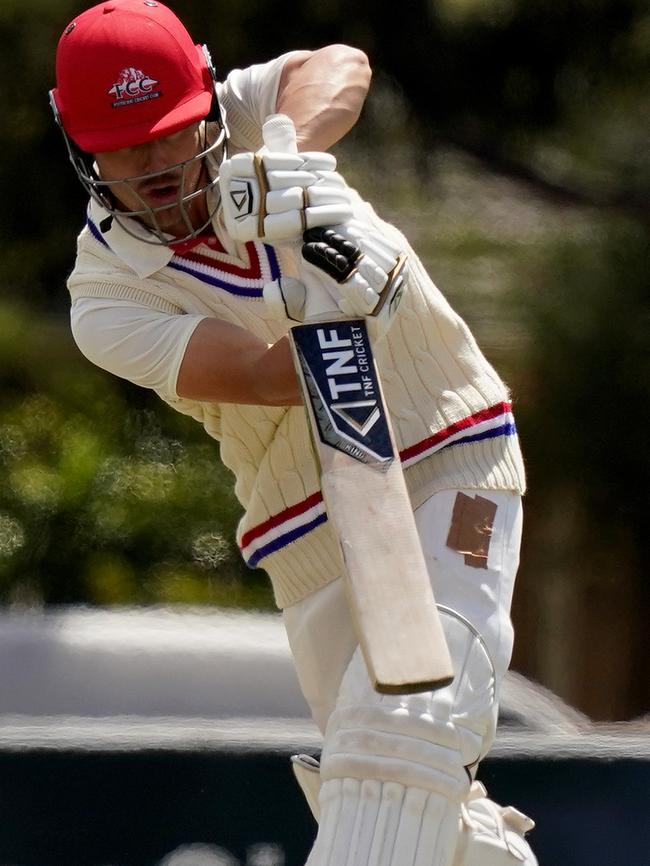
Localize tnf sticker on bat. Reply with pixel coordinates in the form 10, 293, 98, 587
292, 319, 394, 467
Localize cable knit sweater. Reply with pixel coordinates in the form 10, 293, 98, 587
66, 58, 526, 609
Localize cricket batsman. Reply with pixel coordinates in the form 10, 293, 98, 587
50, 1, 536, 863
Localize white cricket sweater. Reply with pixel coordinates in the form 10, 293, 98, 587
66, 57, 526, 608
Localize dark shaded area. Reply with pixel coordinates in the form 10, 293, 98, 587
0, 748, 647, 865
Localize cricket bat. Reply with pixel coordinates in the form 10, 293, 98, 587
263, 115, 454, 694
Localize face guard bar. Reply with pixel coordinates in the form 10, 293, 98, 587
49, 45, 229, 246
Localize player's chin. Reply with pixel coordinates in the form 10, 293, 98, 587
148, 201, 187, 230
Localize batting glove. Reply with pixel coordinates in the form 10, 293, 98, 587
219, 147, 354, 244
263, 276, 308, 323
301, 222, 410, 337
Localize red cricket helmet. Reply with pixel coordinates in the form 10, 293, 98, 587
51, 0, 214, 153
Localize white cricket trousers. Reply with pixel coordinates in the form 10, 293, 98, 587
283, 488, 524, 866
284, 487, 522, 735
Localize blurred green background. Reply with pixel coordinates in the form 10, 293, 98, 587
0, 0, 647, 721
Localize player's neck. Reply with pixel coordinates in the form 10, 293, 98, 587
169, 228, 222, 255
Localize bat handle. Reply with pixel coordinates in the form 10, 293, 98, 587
262, 115, 342, 323
262, 113, 299, 154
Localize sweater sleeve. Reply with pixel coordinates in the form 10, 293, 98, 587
217, 51, 303, 152
70, 297, 205, 398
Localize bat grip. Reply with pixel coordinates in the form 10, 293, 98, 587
262, 113, 299, 154
262, 115, 342, 322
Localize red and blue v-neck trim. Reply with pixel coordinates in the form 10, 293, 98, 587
86, 217, 281, 298
167, 243, 280, 298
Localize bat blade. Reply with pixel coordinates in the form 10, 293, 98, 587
290, 318, 454, 694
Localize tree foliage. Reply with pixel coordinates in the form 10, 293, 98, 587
0, 302, 270, 608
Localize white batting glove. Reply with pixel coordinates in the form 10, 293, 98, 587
300, 222, 410, 338
263, 276, 308, 322
219, 149, 354, 243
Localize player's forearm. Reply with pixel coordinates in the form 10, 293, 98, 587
250, 336, 303, 406
176, 318, 302, 406
276, 45, 372, 151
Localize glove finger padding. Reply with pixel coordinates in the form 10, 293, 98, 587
219, 149, 354, 243
299, 153, 337, 172
304, 184, 352, 208
357, 256, 391, 293
337, 272, 381, 316
266, 169, 319, 191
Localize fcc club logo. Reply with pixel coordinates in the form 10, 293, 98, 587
108, 67, 161, 107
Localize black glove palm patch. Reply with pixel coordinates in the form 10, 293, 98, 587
302, 227, 361, 283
